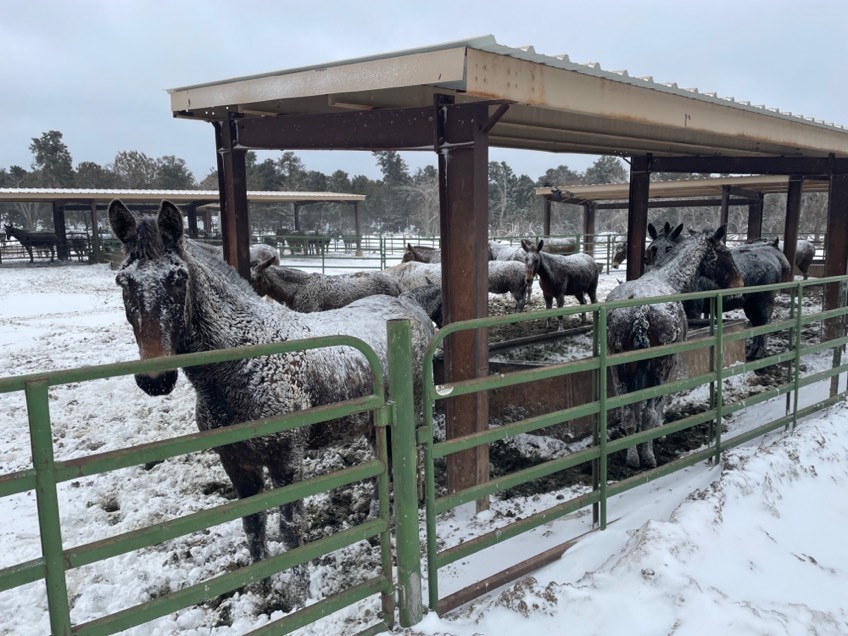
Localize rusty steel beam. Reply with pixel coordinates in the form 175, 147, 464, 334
583, 202, 596, 255
235, 106, 436, 151
719, 186, 730, 230
591, 197, 754, 210
52, 201, 68, 261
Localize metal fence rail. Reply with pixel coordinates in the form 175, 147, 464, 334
0, 326, 421, 636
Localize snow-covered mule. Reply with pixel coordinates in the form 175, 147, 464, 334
521, 239, 601, 329
488, 260, 531, 312
250, 260, 403, 311
402, 243, 441, 263
605, 226, 744, 469
108, 199, 435, 604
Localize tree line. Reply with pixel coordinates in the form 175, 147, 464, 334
0, 130, 828, 240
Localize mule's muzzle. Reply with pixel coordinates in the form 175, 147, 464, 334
135, 370, 178, 396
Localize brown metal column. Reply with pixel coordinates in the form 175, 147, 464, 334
626, 156, 651, 281
89, 200, 100, 263
186, 204, 199, 239
353, 202, 363, 256
824, 174, 848, 395
438, 102, 491, 511
783, 176, 803, 282
215, 118, 250, 278
746, 194, 764, 241
52, 201, 68, 261
719, 186, 730, 230
583, 202, 596, 255
543, 196, 552, 236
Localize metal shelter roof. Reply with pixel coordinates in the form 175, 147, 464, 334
534, 175, 831, 205
0, 188, 365, 206
169, 34, 848, 161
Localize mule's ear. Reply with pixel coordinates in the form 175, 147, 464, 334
670, 223, 684, 240
158, 201, 184, 247
537, 239, 544, 252
407, 243, 413, 250
648, 223, 657, 239
771, 237, 779, 248
257, 255, 276, 272
713, 225, 727, 243
108, 199, 137, 244
520, 239, 531, 251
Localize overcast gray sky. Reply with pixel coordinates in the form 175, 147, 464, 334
2, 0, 847, 184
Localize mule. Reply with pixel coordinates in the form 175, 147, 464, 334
382, 261, 442, 292
605, 226, 743, 469
794, 239, 815, 279
611, 241, 627, 269
521, 240, 600, 329
250, 260, 403, 312
108, 199, 435, 603
3, 224, 57, 262
402, 243, 441, 263
662, 234, 792, 360
488, 240, 526, 262
488, 260, 531, 312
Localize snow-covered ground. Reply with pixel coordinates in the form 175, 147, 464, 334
1, 256, 846, 635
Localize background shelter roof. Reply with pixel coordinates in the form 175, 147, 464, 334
168, 35, 848, 161
534, 175, 831, 205
0, 188, 366, 206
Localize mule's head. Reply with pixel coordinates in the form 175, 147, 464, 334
697, 226, 745, 290
249, 255, 276, 297
520, 239, 543, 285
109, 199, 188, 396
646, 222, 684, 267
611, 241, 627, 268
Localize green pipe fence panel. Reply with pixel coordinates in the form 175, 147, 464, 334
0, 330, 412, 636
419, 274, 848, 613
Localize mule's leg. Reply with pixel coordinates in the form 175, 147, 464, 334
638, 396, 663, 469
556, 294, 566, 331
575, 293, 588, 324
544, 294, 554, 330
26, 245, 34, 263
217, 451, 269, 562
266, 446, 305, 552
623, 402, 641, 469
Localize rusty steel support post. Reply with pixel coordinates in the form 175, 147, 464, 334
89, 199, 101, 263
186, 203, 199, 239
52, 201, 68, 261
783, 176, 803, 282
215, 119, 251, 279
584, 202, 596, 255
626, 155, 651, 281
824, 174, 848, 395
353, 202, 363, 256
438, 101, 492, 512
746, 194, 764, 241
720, 186, 730, 230
543, 196, 552, 236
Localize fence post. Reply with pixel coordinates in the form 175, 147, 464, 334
386, 319, 423, 627
26, 380, 73, 635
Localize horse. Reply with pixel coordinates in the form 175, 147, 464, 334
521, 240, 601, 329
107, 200, 436, 603
3, 224, 57, 262
605, 226, 744, 469
402, 243, 441, 263
250, 260, 403, 312
488, 260, 531, 312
